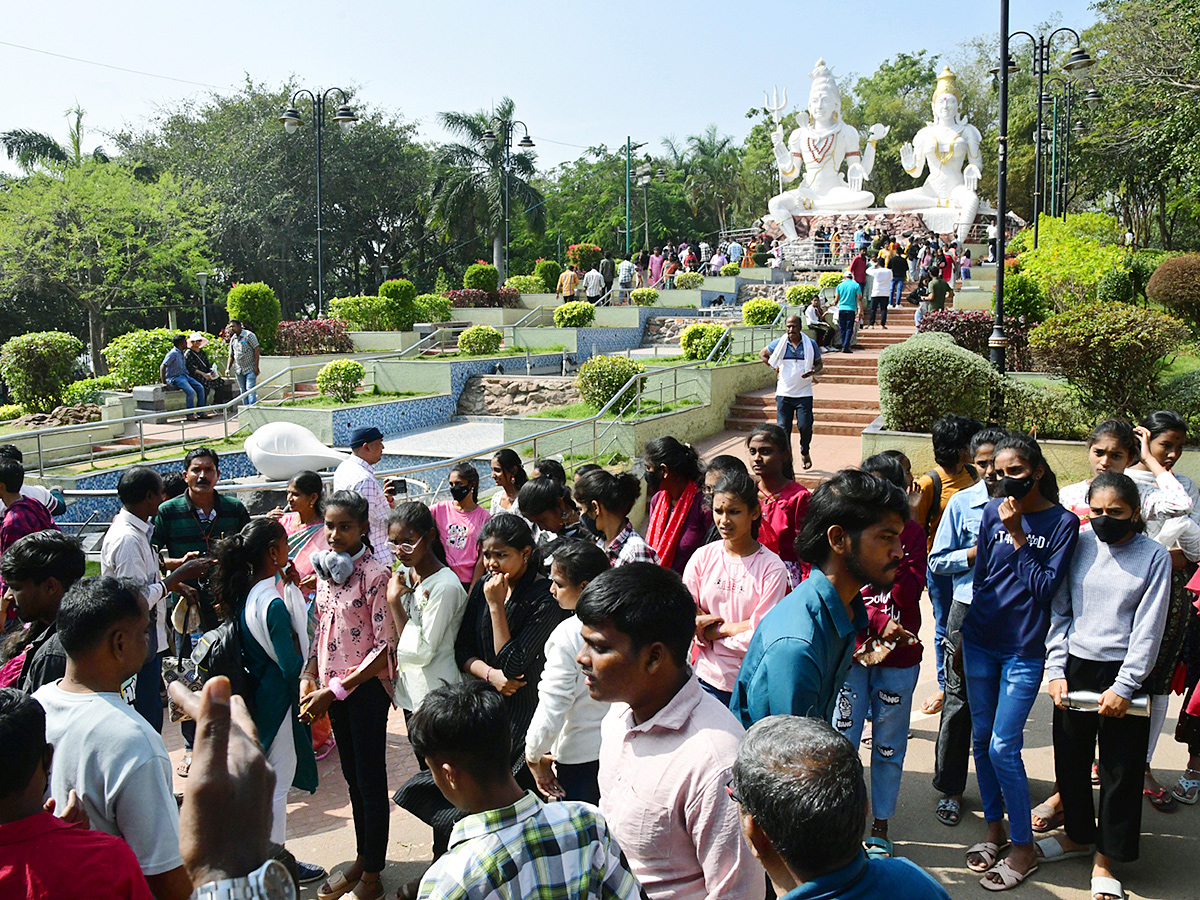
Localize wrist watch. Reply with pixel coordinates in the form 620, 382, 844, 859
191, 860, 295, 900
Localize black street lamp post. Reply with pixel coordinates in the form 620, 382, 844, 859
482, 119, 534, 285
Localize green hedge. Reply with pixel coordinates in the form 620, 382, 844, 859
0, 331, 83, 413
553, 302, 596, 328
630, 288, 659, 307
576, 355, 645, 410
329, 295, 413, 332
534, 259, 562, 294
878, 334, 994, 432
817, 272, 843, 289
674, 272, 704, 290
742, 298, 781, 326
414, 293, 452, 324
457, 325, 503, 355
785, 284, 820, 306
102, 329, 228, 390
505, 274, 545, 294
62, 375, 121, 407
1159, 370, 1200, 438
316, 359, 364, 403
463, 263, 500, 292
680, 323, 729, 360
720, 262, 741, 276
226, 282, 281, 354
379, 278, 417, 305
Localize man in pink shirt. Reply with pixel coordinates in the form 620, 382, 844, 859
576, 563, 765, 900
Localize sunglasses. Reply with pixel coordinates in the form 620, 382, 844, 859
388, 535, 423, 555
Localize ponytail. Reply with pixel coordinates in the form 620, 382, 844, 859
211, 518, 287, 617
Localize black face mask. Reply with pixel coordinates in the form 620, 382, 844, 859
449, 483, 472, 502
644, 470, 661, 494
578, 513, 603, 539
999, 475, 1036, 500
1090, 514, 1136, 544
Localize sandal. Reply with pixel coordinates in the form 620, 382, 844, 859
317, 870, 361, 900
920, 691, 943, 715
802, 454, 813, 470
966, 840, 1010, 873
1030, 801, 1064, 833
1091, 875, 1124, 900
1035, 836, 1092, 863
1144, 787, 1177, 812
935, 796, 961, 826
980, 859, 1038, 892
1172, 769, 1200, 805
864, 836, 893, 859
176, 753, 191, 778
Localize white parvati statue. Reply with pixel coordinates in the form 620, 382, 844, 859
767, 59, 889, 240
884, 67, 984, 244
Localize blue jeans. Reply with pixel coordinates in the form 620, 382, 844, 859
889, 278, 905, 306
962, 639, 1043, 845
927, 569, 954, 689
235, 370, 257, 405
776, 394, 814, 456
835, 663, 920, 820
168, 374, 206, 411
838, 309, 856, 352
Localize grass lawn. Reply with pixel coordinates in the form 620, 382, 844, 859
420, 345, 566, 359
42, 428, 255, 477
85, 560, 101, 577
274, 390, 428, 409
1164, 352, 1200, 379
527, 398, 699, 420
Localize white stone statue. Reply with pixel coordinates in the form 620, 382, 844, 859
767, 59, 890, 240
884, 67, 984, 244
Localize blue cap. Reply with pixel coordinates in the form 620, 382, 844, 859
349, 426, 384, 448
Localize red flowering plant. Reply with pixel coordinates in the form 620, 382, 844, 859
567, 243, 603, 272
918, 309, 1034, 371
275, 319, 355, 355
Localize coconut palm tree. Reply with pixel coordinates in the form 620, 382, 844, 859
1, 106, 108, 174
431, 97, 544, 283
662, 125, 743, 235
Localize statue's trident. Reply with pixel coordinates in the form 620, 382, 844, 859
765, 86, 787, 192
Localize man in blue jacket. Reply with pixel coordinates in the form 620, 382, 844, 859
730, 469, 909, 726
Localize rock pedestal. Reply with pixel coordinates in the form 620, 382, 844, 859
456, 376, 582, 417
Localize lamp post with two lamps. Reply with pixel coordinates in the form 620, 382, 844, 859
635, 163, 666, 252
1042, 77, 1101, 221
279, 89, 358, 317
482, 119, 535, 286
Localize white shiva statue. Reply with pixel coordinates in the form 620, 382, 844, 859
884, 66, 985, 244
767, 59, 890, 240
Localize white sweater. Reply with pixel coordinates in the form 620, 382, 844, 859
524, 615, 609, 765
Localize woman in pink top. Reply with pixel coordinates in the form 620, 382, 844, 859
430, 463, 489, 593
648, 248, 664, 286
746, 424, 812, 587
683, 471, 788, 705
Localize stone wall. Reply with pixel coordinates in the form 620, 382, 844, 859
643, 316, 739, 345
457, 376, 581, 417
736, 284, 791, 304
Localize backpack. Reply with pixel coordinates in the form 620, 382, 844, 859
923, 465, 979, 535
191, 618, 257, 712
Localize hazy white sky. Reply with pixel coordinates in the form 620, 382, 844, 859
1, 0, 1097, 175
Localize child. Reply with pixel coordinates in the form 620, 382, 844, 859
524, 539, 612, 804
299, 490, 395, 900
683, 471, 789, 706
745, 424, 812, 588
430, 463, 489, 594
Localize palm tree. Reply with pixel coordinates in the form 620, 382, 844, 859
1, 106, 108, 174
662, 125, 743, 234
431, 97, 544, 283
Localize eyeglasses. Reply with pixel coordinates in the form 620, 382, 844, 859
388, 535, 423, 555
725, 778, 742, 805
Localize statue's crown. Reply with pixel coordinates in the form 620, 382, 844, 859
809, 58, 841, 103
933, 66, 963, 103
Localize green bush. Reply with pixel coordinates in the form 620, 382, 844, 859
1147, 253, 1200, 328
0, 331, 83, 413
817, 272, 843, 290
414, 293, 452, 324
0, 404, 21, 421
630, 288, 660, 307
1158, 370, 1200, 438
1096, 268, 1135, 305
329, 295, 414, 332
434, 267, 451, 295
1002, 272, 1050, 323
674, 272, 704, 290
316, 359, 364, 403
102, 329, 227, 390
680, 323, 730, 360
463, 263, 500, 292
1029, 301, 1189, 420
785, 284, 820, 306
742, 298, 782, 326
553, 302, 596, 328
378, 278, 417, 305
504, 275, 545, 294
1000, 379, 1089, 441
878, 333, 995, 431
62, 375, 121, 407
457, 325, 503, 356
720, 262, 741, 276
575, 354, 645, 410
534, 259, 562, 294
1010, 213, 1124, 305
225, 282, 281, 354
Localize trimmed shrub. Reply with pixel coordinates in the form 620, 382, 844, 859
457, 325, 503, 356
328, 295, 413, 332
917, 310, 1034, 371
817, 271, 843, 290
275, 319, 354, 356
553, 302, 596, 328
720, 262, 741, 276
102, 328, 228, 390
742, 298, 782, 326
566, 243, 602, 272
496, 288, 521, 308
1002, 273, 1050, 323
630, 288, 659, 307
674, 272, 704, 290
414, 293, 452, 324
463, 263, 500, 292
1158, 370, 1200, 438
378, 278, 417, 304
446, 289, 491, 308
62, 375, 121, 407
785, 284, 820, 306
0, 332, 84, 413
1029, 301, 1188, 420
0, 404, 22, 421
316, 359, 364, 403
505, 274, 545, 294
1001, 379, 1089, 441
1096, 268, 1135, 305
878, 333, 995, 432
680, 323, 730, 360
534, 259, 562, 294
225, 282, 281, 354
575, 354, 645, 411
1146, 253, 1200, 328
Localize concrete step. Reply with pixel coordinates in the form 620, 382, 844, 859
817, 374, 878, 385
730, 395, 878, 412
724, 405, 878, 425
813, 421, 870, 436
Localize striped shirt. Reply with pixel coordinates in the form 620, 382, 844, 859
417, 791, 644, 900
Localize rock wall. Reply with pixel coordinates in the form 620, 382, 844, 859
456, 376, 581, 417
736, 284, 792, 304
643, 316, 740, 344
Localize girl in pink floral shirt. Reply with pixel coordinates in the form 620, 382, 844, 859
299, 490, 395, 900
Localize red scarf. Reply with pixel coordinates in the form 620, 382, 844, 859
646, 481, 698, 570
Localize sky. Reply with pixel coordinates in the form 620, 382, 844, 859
0, 0, 1098, 176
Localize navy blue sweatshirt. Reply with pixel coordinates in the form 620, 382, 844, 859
962, 499, 1080, 658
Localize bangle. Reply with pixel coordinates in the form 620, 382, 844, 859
484, 667, 493, 683
329, 676, 350, 701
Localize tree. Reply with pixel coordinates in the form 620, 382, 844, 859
1, 106, 108, 174
662, 126, 743, 235
431, 97, 544, 284
0, 163, 216, 373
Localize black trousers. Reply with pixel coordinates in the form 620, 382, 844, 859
869, 296, 888, 326
328, 677, 392, 872
557, 759, 601, 806
1054, 655, 1150, 862
933, 600, 972, 795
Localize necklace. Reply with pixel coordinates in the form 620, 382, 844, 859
806, 133, 836, 164
933, 135, 959, 164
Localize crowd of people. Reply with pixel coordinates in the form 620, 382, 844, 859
1, 401, 1199, 900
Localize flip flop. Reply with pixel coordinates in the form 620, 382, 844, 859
317, 870, 361, 900
1144, 787, 1177, 812
966, 840, 1010, 873
802, 454, 813, 470
176, 753, 191, 778
1035, 836, 1093, 863
935, 796, 961, 826
1172, 770, 1200, 805
1091, 875, 1124, 900
920, 691, 943, 715
1030, 801, 1064, 833
864, 836, 893, 859
981, 859, 1039, 892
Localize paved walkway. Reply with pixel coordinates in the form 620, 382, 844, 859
382, 419, 504, 458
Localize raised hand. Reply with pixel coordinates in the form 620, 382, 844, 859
899, 142, 916, 172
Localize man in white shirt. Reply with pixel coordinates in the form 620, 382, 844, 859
728, 239, 744, 263
34, 576, 193, 900
761, 316, 823, 470
101, 466, 205, 732
582, 263, 605, 303
333, 426, 394, 565
865, 257, 893, 329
